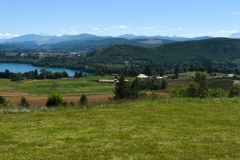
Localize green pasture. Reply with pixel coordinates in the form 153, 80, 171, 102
0, 74, 235, 97
0, 98, 240, 159
0, 76, 117, 96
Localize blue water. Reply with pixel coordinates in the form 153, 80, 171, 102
0, 63, 86, 76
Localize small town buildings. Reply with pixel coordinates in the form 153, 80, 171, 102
137, 74, 148, 79
157, 76, 168, 79
99, 79, 119, 83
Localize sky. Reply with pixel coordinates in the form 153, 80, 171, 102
1, 0, 240, 38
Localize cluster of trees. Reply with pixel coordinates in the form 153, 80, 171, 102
0, 69, 69, 82
0, 92, 88, 109
0, 96, 29, 108
139, 77, 167, 90
46, 92, 88, 107
74, 70, 84, 78
113, 74, 167, 100
171, 72, 240, 98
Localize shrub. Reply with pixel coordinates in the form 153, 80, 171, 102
46, 92, 64, 107
228, 84, 240, 98
208, 88, 226, 98
79, 94, 88, 106
20, 97, 30, 108
148, 92, 161, 101
0, 96, 5, 104
69, 101, 75, 106
186, 81, 200, 98
170, 87, 187, 98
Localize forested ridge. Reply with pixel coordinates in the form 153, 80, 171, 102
1, 38, 240, 74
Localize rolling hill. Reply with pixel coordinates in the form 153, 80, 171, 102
85, 38, 240, 64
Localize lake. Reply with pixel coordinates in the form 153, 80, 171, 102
0, 63, 87, 76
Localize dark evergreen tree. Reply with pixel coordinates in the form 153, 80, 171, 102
20, 96, 30, 108
113, 74, 131, 100
79, 94, 88, 106
235, 68, 239, 75
130, 77, 141, 99
194, 72, 208, 98
207, 65, 212, 74
34, 69, 38, 78
79, 70, 83, 77
143, 63, 152, 76
0, 96, 5, 104
159, 67, 164, 76
161, 79, 168, 89
74, 71, 79, 78
174, 64, 179, 79
5, 69, 10, 78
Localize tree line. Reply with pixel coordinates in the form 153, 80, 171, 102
0, 69, 69, 81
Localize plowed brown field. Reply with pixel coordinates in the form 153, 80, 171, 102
1, 91, 113, 107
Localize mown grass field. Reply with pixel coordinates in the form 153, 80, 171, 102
0, 98, 240, 159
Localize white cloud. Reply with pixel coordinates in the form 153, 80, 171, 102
234, 24, 237, 27
228, 30, 238, 34
0, 33, 20, 37
104, 28, 110, 30
92, 27, 99, 30
5, 33, 11, 37
118, 25, 130, 29
140, 27, 157, 30
165, 27, 186, 31
210, 31, 215, 33
220, 30, 238, 34
177, 27, 183, 31
60, 29, 67, 32
110, 25, 131, 29
221, 30, 226, 33
56, 34, 63, 37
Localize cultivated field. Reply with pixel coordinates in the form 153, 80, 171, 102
0, 73, 234, 106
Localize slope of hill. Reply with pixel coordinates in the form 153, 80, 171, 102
152, 38, 240, 63
39, 38, 175, 52
117, 34, 212, 41
85, 38, 240, 64
87, 44, 156, 64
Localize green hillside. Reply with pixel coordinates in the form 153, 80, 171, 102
1, 37, 240, 73
152, 38, 240, 63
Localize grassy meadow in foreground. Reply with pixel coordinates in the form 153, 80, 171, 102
0, 98, 240, 159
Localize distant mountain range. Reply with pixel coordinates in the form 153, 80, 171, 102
1, 33, 240, 45
0, 33, 215, 45
229, 32, 240, 38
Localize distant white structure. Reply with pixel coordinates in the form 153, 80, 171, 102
157, 76, 168, 79
228, 74, 234, 77
137, 74, 148, 79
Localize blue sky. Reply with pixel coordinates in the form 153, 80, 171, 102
1, 0, 240, 38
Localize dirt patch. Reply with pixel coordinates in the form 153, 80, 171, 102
2, 92, 113, 107
0, 91, 30, 97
